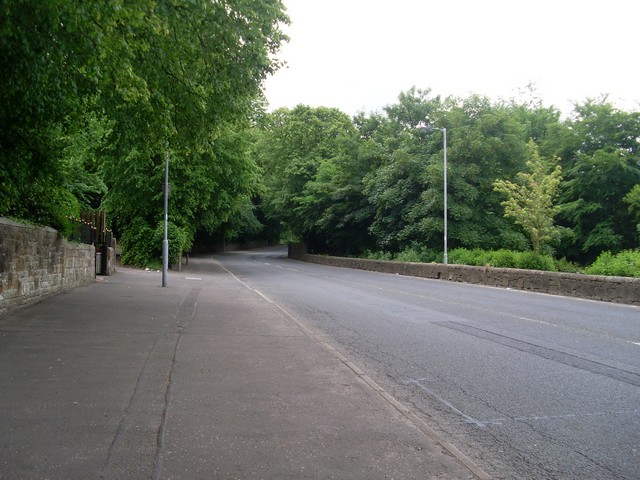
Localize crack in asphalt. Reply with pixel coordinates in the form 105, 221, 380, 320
153, 285, 201, 480
100, 285, 201, 480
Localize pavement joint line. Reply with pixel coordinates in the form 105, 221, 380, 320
100, 285, 202, 479
214, 258, 492, 480
153, 285, 201, 479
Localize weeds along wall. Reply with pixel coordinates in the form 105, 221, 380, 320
0, 218, 96, 314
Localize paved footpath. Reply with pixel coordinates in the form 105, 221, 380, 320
0, 256, 483, 479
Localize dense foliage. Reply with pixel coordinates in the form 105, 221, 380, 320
2, 2, 638, 271
584, 250, 640, 278
255, 89, 640, 267
1, 0, 288, 264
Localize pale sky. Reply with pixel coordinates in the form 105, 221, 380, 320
263, 0, 639, 116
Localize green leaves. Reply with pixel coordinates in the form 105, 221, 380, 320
1, 0, 289, 265
256, 106, 360, 248
493, 140, 563, 253
254, 90, 637, 266
558, 100, 640, 260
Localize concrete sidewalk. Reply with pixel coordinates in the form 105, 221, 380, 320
0, 257, 480, 479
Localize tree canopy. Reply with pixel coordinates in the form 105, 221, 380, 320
1, 0, 288, 264
493, 140, 564, 253
2, 2, 638, 268
254, 92, 639, 264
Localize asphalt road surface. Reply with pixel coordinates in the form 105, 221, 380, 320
201, 248, 640, 479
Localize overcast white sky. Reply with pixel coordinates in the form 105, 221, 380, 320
262, 0, 639, 116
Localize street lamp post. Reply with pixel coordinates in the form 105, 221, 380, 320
418, 123, 448, 265
442, 127, 448, 265
162, 148, 169, 287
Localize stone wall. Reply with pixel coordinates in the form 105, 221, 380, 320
96, 245, 117, 276
0, 218, 96, 313
288, 244, 640, 305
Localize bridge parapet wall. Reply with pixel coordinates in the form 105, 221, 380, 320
288, 245, 639, 305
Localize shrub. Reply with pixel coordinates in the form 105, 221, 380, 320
357, 248, 640, 277
120, 220, 157, 267
449, 248, 557, 271
449, 248, 483, 266
585, 250, 640, 277
153, 222, 191, 267
515, 251, 557, 271
419, 247, 439, 263
395, 248, 422, 263
554, 257, 583, 274
487, 249, 518, 268
396, 246, 439, 263
361, 250, 393, 261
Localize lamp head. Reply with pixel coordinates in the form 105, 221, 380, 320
416, 121, 434, 132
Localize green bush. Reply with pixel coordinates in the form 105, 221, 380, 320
120, 220, 157, 267
153, 222, 191, 267
360, 246, 640, 276
395, 245, 439, 263
554, 257, 583, 274
449, 248, 486, 266
515, 251, 557, 271
487, 249, 518, 268
121, 220, 192, 268
361, 250, 394, 261
395, 248, 422, 263
431, 247, 559, 271
585, 250, 640, 277
419, 248, 439, 263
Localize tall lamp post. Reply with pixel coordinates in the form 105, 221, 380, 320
418, 123, 448, 265
162, 148, 169, 287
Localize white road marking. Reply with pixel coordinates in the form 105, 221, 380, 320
406, 379, 487, 428
518, 316, 557, 327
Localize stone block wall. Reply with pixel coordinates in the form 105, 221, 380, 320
105, 246, 116, 276
63, 241, 97, 290
0, 218, 95, 313
288, 244, 640, 305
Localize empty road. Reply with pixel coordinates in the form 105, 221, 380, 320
203, 248, 640, 479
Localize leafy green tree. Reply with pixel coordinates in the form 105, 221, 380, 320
364, 149, 424, 251
0, 1, 98, 228
493, 140, 564, 253
362, 88, 443, 251
558, 99, 640, 261
61, 110, 113, 210
428, 95, 531, 250
624, 184, 640, 238
364, 90, 533, 253
255, 105, 360, 250
253, 89, 637, 264
1, 1, 289, 265
97, 1, 288, 264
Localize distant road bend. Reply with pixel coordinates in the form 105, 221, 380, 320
199, 247, 640, 479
